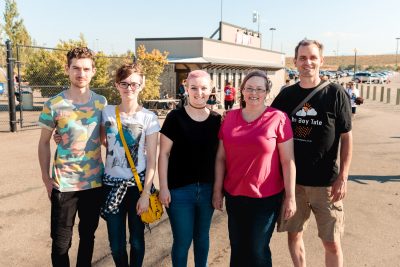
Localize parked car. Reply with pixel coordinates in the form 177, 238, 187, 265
353, 72, 372, 83
369, 73, 386, 84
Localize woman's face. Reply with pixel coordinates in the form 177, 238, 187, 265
116, 73, 143, 100
186, 76, 211, 107
242, 76, 267, 107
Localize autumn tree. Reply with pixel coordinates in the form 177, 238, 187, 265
136, 45, 169, 101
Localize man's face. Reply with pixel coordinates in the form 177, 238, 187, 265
294, 44, 323, 79
65, 58, 96, 89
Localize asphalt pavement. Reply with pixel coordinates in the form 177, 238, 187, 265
0, 94, 399, 266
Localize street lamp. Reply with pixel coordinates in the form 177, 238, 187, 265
220, 0, 223, 22
353, 48, 357, 81
252, 11, 260, 34
269, 27, 276, 50
396, 37, 400, 70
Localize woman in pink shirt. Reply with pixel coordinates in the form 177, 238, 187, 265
213, 70, 296, 267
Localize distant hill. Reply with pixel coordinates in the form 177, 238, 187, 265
285, 54, 398, 70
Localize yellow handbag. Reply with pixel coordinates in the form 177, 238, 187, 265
116, 106, 163, 224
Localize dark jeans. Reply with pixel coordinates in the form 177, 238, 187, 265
225, 192, 283, 267
103, 185, 145, 267
51, 187, 102, 267
224, 100, 234, 110
166, 183, 214, 267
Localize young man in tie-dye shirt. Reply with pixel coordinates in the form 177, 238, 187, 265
38, 47, 107, 267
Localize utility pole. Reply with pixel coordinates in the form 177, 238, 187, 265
269, 28, 276, 50
220, 0, 223, 22
353, 48, 357, 82
396, 37, 400, 70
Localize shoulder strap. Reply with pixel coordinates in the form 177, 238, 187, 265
115, 106, 143, 192
290, 81, 330, 117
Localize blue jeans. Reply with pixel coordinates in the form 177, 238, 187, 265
50, 187, 102, 267
225, 192, 283, 267
103, 186, 145, 267
166, 183, 214, 267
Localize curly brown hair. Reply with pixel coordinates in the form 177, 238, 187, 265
66, 47, 95, 67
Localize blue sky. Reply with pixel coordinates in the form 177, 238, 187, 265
1, 0, 399, 56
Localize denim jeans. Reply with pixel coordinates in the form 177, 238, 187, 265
50, 187, 102, 267
166, 183, 214, 267
103, 185, 145, 267
225, 192, 283, 267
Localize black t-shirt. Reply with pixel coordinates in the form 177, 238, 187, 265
160, 108, 221, 189
271, 82, 352, 186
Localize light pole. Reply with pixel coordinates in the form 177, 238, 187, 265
269, 27, 276, 50
396, 37, 400, 70
252, 11, 260, 34
353, 48, 357, 81
220, 0, 223, 22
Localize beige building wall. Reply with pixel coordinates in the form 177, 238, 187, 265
157, 64, 175, 98
137, 39, 203, 58
220, 22, 261, 48
136, 37, 286, 102
202, 39, 283, 66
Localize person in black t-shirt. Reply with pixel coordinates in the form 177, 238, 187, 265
272, 39, 352, 267
158, 70, 221, 267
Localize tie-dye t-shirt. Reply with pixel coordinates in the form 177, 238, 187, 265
102, 105, 160, 185
38, 91, 107, 192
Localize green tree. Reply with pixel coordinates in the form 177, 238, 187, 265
24, 35, 88, 88
2, 0, 31, 45
136, 45, 169, 101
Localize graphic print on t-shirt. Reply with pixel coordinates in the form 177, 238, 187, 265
105, 121, 142, 170
292, 103, 321, 140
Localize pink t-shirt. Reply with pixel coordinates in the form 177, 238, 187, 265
219, 107, 293, 198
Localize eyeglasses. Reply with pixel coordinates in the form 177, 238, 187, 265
244, 88, 267, 94
118, 82, 141, 90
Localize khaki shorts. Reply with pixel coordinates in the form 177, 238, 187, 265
277, 184, 344, 242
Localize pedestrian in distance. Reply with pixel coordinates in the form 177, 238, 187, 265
38, 47, 107, 267
158, 70, 222, 267
101, 63, 160, 267
223, 81, 236, 110
272, 39, 353, 267
213, 70, 296, 267
206, 86, 217, 111
176, 79, 187, 109
345, 81, 360, 118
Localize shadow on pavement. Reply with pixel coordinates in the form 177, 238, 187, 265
349, 175, 400, 184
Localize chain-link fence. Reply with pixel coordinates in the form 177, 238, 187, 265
0, 43, 132, 131
0, 44, 8, 131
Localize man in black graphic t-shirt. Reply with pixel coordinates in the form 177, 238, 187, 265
272, 39, 352, 267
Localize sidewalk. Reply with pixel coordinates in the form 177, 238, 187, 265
0, 100, 399, 266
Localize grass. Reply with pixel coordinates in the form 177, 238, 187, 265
286, 54, 398, 70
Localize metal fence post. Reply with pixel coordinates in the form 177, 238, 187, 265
373, 86, 376, 100
396, 88, 400, 105
380, 86, 384, 102
387, 88, 391, 104
6, 40, 17, 132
